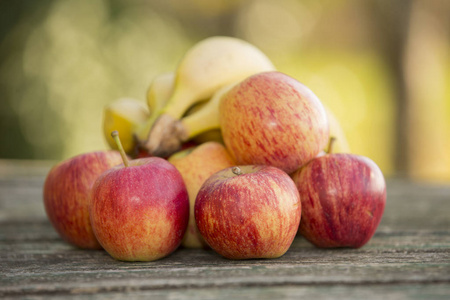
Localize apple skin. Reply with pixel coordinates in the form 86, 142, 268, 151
291, 154, 386, 248
195, 165, 301, 259
168, 142, 235, 248
219, 71, 329, 174
43, 151, 123, 249
89, 157, 189, 261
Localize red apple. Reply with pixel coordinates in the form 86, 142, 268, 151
291, 153, 386, 248
43, 151, 123, 249
168, 142, 235, 248
195, 165, 301, 259
219, 71, 329, 174
89, 132, 189, 261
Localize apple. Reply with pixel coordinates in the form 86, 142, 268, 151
219, 71, 329, 174
291, 149, 386, 248
89, 131, 189, 261
168, 142, 235, 248
195, 165, 301, 259
43, 150, 123, 249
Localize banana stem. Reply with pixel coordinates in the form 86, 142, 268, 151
141, 114, 187, 157
134, 88, 198, 151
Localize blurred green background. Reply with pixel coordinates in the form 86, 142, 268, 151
1, 0, 449, 182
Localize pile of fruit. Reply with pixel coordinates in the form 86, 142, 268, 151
43, 36, 386, 261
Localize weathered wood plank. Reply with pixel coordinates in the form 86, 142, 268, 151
1, 225, 449, 297
0, 159, 51, 222
383, 179, 450, 231
2, 284, 450, 300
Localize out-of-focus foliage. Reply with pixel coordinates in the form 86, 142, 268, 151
1, 0, 190, 160
1, 0, 449, 182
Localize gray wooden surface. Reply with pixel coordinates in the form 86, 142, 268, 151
0, 159, 449, 299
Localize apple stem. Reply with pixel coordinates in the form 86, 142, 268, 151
327, 137, 336, 154
232, 166, 242, 176
111, 131, 130, 167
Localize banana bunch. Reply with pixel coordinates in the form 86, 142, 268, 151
134, 36, 276, 157
103, 36, 275, 157
102, 36, 350, 158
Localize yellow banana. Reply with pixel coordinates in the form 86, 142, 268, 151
146, 72, 174, 113
191, 129, 224, 145
161, 36, 275, 118
103, 98, 149, 155
178, 101, 224, 144
137, 36, 275, 156
179, 83, 235, 141
132, 72, 174, 150
324, 105, 351, 153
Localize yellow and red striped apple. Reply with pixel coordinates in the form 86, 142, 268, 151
219, 71, 329, 174
195, 165, 301, 259
43, 151, 123, 249
89, 147, 189, 261
168, 142, 235, 248
291, 153, 386, 248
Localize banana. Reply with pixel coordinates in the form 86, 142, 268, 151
134, 72, 175, 143
184, 100, 224, 144
191, 129, 223, 145
103, 98, 149, 155
146, 72, 174, 113
136, 36, 276, 157
161, 36, 275, 118
180, 82, 235, 140
324, 105, 351, 153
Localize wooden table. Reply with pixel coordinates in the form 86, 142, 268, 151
1, 159, 449, 299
